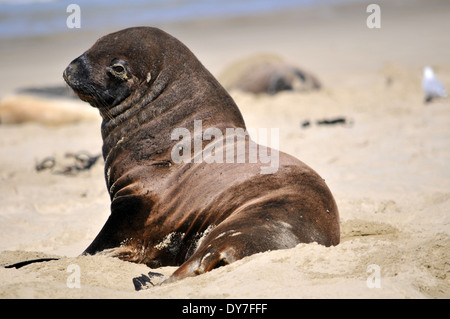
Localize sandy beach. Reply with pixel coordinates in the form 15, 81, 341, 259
0, 0, 449, 299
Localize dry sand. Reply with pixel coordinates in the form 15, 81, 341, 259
0, 0, 449, 298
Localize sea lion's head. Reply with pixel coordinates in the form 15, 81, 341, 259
64, 26, 246, 133
63, 52, 137, 108
63, 27, 190, 117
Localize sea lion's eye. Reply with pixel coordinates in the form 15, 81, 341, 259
108, 60, 128, 80
112, 64, 125, 74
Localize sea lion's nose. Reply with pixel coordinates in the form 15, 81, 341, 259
63, 66, 71, 82
63, 54, 87, 85
63, 61, 77, 83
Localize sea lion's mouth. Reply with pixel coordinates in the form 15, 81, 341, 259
63, 73, 96, 105
63, 66, 103, 108
74, 91, 97, 105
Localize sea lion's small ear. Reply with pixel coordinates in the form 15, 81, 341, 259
146, 72, 152, 83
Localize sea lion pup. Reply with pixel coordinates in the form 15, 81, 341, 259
63, 27, 339, 282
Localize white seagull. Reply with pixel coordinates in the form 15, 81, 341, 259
422, 66, 447, 103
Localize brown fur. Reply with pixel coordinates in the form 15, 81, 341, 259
63, 27, 339, 282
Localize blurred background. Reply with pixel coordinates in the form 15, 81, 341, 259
0, 0, 398, 95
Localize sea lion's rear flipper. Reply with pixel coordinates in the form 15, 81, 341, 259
132, 271, 165, 291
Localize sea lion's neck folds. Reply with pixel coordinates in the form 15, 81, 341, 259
101, 72, 169, 139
